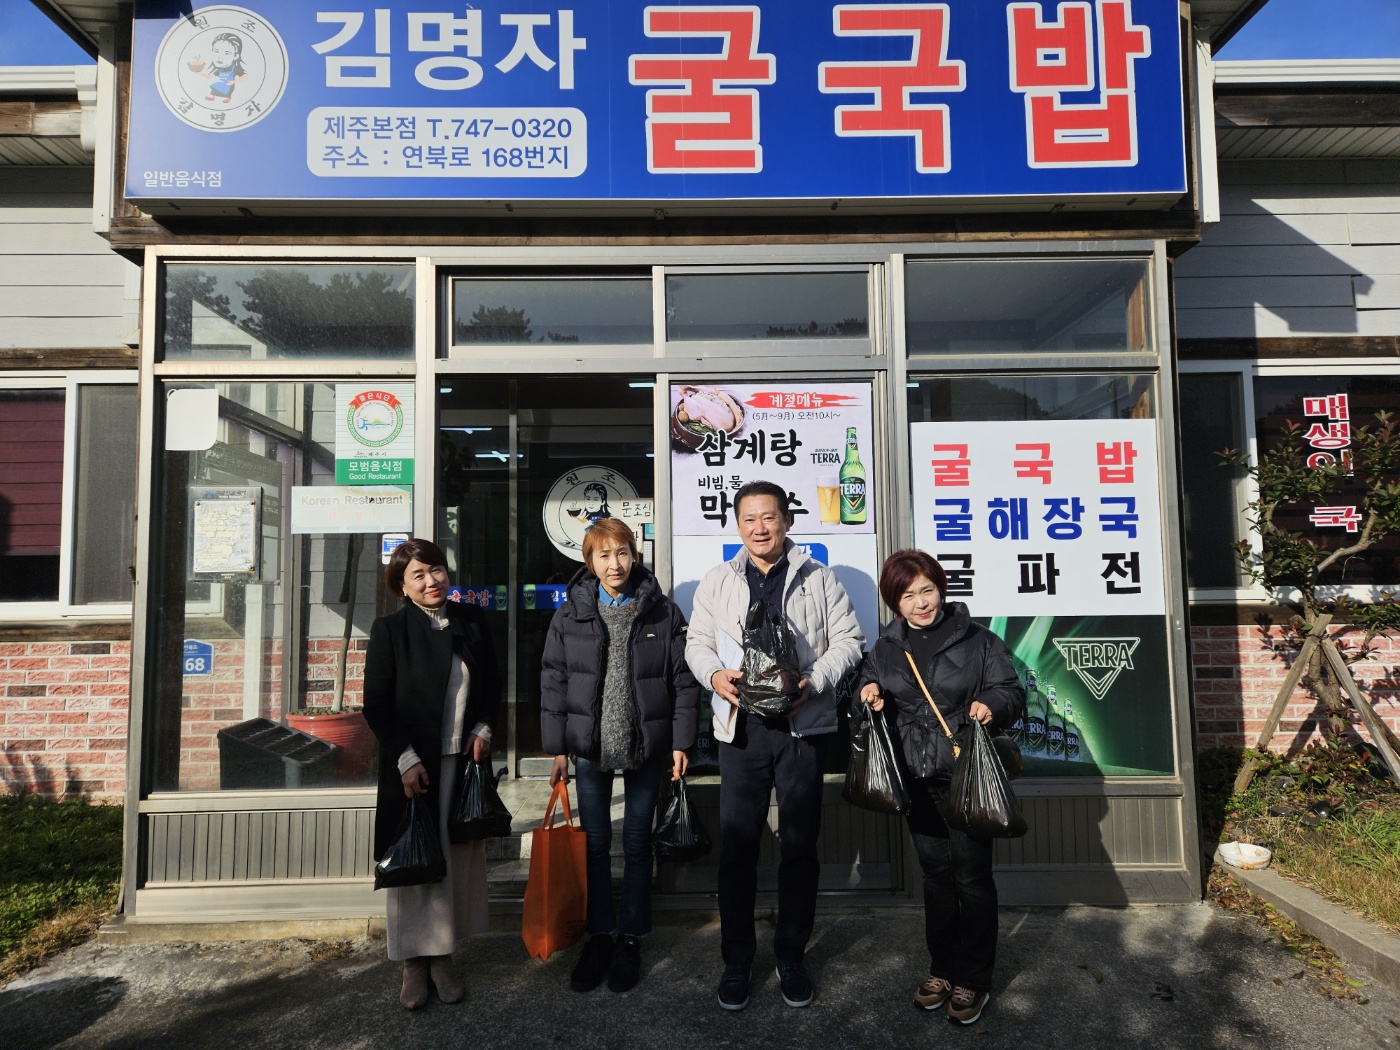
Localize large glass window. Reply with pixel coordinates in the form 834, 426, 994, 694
0, 389, 64, 602
437, 376, 655, 775
666, 272, 869, 342
1179, 373, 1246, 589
451, 274, 653, 346
906, 257, 1153, 355
1253, 374, 1400, 586
907, 373, 1172, 777
906, 372, 1155, 422
149, 382, 393, 791
0, 382, 138, 608
162, 264, 415, 360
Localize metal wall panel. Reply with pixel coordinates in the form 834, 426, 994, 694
145, 808, 376, 884
993, 795, 1183, 870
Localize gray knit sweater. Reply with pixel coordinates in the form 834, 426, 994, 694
597, 602, 641, 770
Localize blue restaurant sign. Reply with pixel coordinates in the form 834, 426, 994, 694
126, 0, 1187, 207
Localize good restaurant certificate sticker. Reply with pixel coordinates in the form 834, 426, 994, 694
335, 383, 415, 485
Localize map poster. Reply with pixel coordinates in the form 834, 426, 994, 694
335, 383, 415, 485
189, 486, 262, 579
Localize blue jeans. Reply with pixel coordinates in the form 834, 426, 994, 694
572, 755, 664, 938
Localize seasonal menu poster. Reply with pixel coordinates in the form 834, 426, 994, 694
670, 381, 875, 536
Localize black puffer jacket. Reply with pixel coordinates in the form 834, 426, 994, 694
852, 602, 1025, 781
540, 564, 700, 762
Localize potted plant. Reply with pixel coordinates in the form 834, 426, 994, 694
288, 534, 377, 781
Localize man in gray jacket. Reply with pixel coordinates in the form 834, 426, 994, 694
686, 480, 865, 1012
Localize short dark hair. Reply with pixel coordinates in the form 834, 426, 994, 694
878, 549, 948, 615
734, 480, 791, 519
385, 538, 449, 600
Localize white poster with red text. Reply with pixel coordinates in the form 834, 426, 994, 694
910, 419, 1165, 618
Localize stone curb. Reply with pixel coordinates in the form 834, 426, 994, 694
1215, 850, 1400, 993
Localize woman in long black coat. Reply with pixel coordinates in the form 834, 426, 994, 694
852, 550, 1025, 1027
363, 538, 500, 1010
540, 517, 700, 995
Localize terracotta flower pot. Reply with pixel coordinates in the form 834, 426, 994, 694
287, 711, 376, 782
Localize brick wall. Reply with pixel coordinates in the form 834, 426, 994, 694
0, 640, 131, 799
176, 637, 366, 791
1192, 626, 1400, 752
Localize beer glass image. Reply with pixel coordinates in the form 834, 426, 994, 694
816, 475, 841, 524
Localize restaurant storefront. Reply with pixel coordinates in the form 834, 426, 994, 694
112, 0, 1210, 924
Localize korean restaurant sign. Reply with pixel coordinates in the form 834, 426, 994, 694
670, 382, 875, 535
126, 1, 1186, 207
910, 419, 1165, 617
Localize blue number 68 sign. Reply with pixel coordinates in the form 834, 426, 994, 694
183, 639, 214, 677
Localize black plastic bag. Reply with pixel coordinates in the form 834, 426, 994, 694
374, 796, 448, 890
942, 720, 1028, 839
843, 707, 910, 814
448, 759, 513, 843
991, 733, 1024, 781
735, 599, 802, 716
653, 776, 712, 864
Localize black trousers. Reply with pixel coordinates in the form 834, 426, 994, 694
906, 778, 998, 992
717, 714, 827, 968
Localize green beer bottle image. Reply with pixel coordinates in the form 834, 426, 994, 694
839, 426, 867, 525
1064, 696, 1083, 762
1024, 669, 1047, 755
1045, 683, 1065, 758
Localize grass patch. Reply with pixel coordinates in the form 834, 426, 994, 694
0, 794, 123, 983
1199, 742, 1400, 933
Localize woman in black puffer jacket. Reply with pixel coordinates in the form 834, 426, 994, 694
852, 550, 1025, 1027
540, 517, 700, 995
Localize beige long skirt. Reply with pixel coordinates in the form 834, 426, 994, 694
386, 752, 489, 961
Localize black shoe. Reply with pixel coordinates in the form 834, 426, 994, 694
776, 959, 814, 1007
570, 934, 614, 993
607, 936, 641, 993
717, 963, 751, 1011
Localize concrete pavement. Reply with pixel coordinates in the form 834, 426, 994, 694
3, 903, 1399, 1050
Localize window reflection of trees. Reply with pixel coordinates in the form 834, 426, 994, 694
455, 304, 581, 344
163, 266, 414, 358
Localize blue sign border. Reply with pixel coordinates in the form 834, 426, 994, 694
127, 1, 1187, 207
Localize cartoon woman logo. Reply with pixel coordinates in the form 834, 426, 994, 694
544, 467, 637, 562
155, 6, 288, 133
193, 32, 248, 104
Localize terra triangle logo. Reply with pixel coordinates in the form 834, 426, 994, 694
1052, 637, 1141, 701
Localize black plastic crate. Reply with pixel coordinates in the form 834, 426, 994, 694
217, 717, 339, 790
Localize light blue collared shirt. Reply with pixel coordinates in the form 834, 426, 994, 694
597, 580, 636, 607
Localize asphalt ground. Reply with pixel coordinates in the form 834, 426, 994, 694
3, 903, 1399, 1050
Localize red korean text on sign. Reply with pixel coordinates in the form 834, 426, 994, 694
1007, 0, 1150, 168
1096, 440, 1136, 483
1302, 393, 1353, 469
1013, 442, 1053, 484
628, 6, 776, 174
1310, 506, 1362, 533
932, 444, 971, 486
817, 4, 966, 174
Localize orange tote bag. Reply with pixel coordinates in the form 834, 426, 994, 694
522, 781, 588, 961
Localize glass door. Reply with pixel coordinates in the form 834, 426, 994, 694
437, 376, 655, 776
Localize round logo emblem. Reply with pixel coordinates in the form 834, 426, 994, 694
154, 6, 288, 133
542, 466, 638, 562
346, 391, 406, 448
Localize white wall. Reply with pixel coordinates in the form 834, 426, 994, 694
0, 165, 138, 349
1175, 159, 1400, 339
